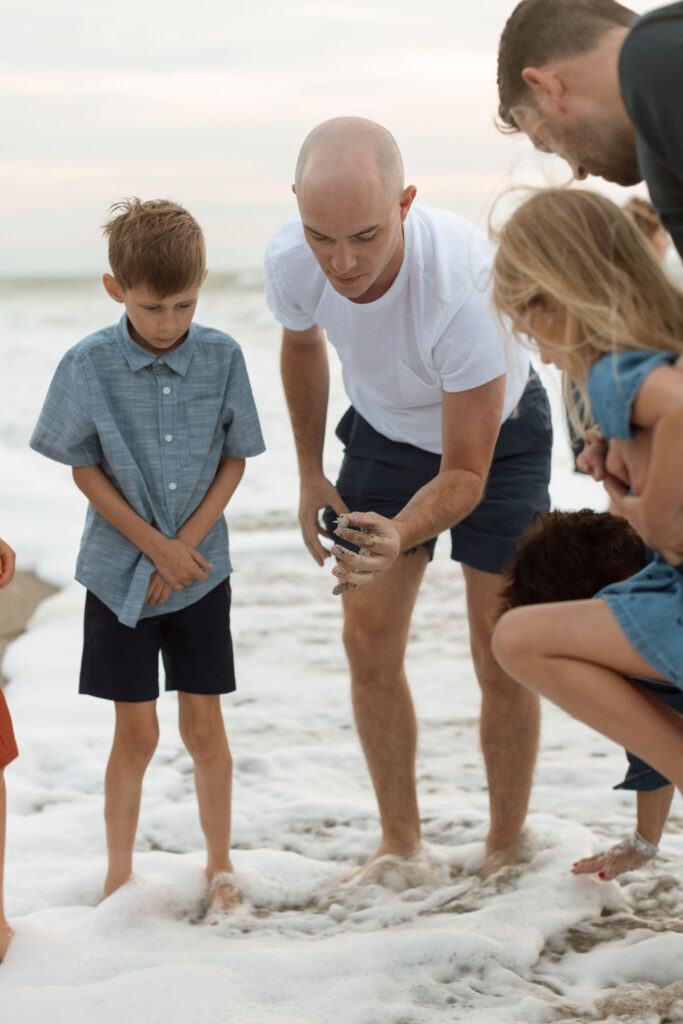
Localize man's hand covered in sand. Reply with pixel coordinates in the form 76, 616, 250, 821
330, 512, 401, 595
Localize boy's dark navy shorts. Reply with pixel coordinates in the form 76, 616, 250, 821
80, 579, 236, 703
322, 375, 552, 576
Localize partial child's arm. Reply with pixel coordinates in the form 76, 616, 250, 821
576, 425, 609, 480
72, 465, 211, 591
175, 456, 245, 548
604, 365, 683, 564
145, 456, 246, 606
0, 537, 15, 589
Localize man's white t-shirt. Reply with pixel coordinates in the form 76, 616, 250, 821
264, 205, 529, 455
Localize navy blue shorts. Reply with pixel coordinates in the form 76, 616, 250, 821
615, 678, 683, 791
80, 579, 236, 703
323, 376, 552, 575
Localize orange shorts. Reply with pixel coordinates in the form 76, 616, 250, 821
0, 686, 18, 770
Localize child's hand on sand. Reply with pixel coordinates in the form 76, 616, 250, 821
0, 537, 15, 590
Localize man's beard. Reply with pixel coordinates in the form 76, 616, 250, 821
566, 117, 641, 186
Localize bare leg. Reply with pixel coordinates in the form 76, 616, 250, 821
0, 771, 11, 961
493, 600, 683, 791
342, 549, 429, 869
572, 785, 674, 880
635, 785, 674, 847
177, 692, 238, 920
461, 564, 540, 865
104, 701, 159, 897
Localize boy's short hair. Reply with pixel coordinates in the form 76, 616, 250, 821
498, 509, 646, 616
103, 198, 206, 297
497, 0, 635, 132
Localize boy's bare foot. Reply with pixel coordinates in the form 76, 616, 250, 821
205, 871, 241, 925
103, 870, 133, 898
0, 919, 13, 962
572, 838, 652, 881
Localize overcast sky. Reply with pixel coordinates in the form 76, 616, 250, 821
2, 0, 659, 275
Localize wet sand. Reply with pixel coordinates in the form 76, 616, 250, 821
0, 571, 58, 684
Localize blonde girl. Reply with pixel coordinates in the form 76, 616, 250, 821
491, 188, 683, 813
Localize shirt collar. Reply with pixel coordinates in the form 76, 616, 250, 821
115, 314, 196, 377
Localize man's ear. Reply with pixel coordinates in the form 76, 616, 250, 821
399, 185, 417, 222
102, 273, 125, 303
521, 67, 566, 114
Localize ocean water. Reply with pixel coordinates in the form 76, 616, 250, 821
3, 273, 683, 1024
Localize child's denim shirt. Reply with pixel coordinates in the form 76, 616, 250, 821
588, 350, 678, 440
31, 315, 265, 626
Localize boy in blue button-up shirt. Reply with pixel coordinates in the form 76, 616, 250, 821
31, 199, 265, 922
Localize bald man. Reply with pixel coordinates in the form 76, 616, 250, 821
497, 0, 683, 258
264, 117, 552, 876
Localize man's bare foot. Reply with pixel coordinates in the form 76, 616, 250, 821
345, 842, 445, 892
205, 871, 241, 925
572, 839, 652, 881
480, 827, 536, 880
0, 919, 13, 962
347, 839, 422, 882
103, 870, 133, 898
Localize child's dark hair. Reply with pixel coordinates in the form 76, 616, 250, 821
103, 198, 205, 297
498, 509, 646, 617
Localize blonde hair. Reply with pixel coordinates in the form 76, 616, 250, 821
492, 188, 683, 430
622, 196, 662, 241
103, 198, 205, 297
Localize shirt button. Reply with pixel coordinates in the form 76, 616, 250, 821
158, 358, 165, 364
165, 434, 173, 442
163, 386, 171, 395
169, 482, 177, 491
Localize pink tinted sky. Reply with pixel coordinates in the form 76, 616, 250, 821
1, 0, 658, 274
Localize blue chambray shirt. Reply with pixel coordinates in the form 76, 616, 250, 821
30, 314, 265, 627
588, 351, 678, 439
